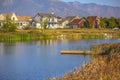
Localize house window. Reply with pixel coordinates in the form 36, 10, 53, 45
52, 18, 54, 22
48, 18, 50, 21
20, 23, 23, 26
52, 24, 54, 26
23, 22, 26, 24
40, 18, 42, 22
13, 17, 15, 21
48, 24, 50, 28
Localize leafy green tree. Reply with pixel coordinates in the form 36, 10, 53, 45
69, 21, 74, 28
1, 15, 17, 32
116, 18, 120, 28
41, 19, 48, 30
100, 18, 106, 29
107, 17, 117, 29
85, 20, 90, 28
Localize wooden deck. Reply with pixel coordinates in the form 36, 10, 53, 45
61, 50, 94, 55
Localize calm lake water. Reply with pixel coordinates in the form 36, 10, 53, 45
0, 39, 120, 80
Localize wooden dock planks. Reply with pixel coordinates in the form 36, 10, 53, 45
61, 50, 94, 55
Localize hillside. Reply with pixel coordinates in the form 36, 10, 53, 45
0, 0, 120, 17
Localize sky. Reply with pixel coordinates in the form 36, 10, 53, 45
62, 0, 120, 7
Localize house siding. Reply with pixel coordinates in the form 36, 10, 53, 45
17, 22, 30, 29
33, 13, 60, 29
87, 16, 100, 28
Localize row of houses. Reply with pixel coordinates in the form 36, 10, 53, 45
0, 12, 101, 29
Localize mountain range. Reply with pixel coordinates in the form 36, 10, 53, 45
0, 0, 120, 18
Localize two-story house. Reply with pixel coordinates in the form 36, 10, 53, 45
87, 16, 100, 28
33, 13, 59, 29
70, 18, 88, 28
0, 13, 18, 28
0, 13, 32, 29
60, 16, 80, 28
17, 15, 32, 29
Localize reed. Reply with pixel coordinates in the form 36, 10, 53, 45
49, 43, 120, 80
81, 33, 105, 39
0, 29, 119, 42
92, 43, 120, 55
0, 32, 57, 42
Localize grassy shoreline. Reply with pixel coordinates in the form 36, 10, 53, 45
0, 29, 120, 42
49, 43, 120, 80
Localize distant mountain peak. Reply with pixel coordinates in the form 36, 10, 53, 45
49, 0, 61, 1
0, 0, 120, 18
1, 0, 15, 6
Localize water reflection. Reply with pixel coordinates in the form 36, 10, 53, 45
0, 39, 120, 80
0, 42, 16, 55
0, 39, 120, 55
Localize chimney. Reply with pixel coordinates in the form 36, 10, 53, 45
51, 11, 55, 15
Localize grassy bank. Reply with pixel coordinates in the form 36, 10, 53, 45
48, 43, 120, 80
0, 32, 57, 42
0, 29, 120, 42
92, 43, 120, 55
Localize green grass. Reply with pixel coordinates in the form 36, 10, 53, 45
0, 32, 57, 42
81, 33, 105, 39
0, 29, 120, 42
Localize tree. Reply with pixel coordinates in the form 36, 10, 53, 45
107, 17, 117, 29
41, 19, 48, 30
116, 18, 120, 28
69, 21, 74, 29
1, 15, 17, 32
99, 18, 106, 29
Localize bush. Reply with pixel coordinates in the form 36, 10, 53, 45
0, 15, 17, 32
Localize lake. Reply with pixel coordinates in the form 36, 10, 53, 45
0, 39, 120, 80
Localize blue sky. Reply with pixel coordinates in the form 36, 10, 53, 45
62, 0, 120, 7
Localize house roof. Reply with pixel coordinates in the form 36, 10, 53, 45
0, 13, 16, 21
87, 16, 100, 20
71, 19, 81, 25
57, 16, 62, 19
65, 16, 80, 22
58, 16, 78, 24
71, 18, 87, 24
2, 13, 13, 18
17, 16, 32, 22
37, 13, 56, 17
65, 16, 76, 21
0, 13, 32, 22
87, 16, 100, 24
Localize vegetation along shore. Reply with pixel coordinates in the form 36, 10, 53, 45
48, 42, 120, 80
0, 29, 120, 42
0, 13, 120, 42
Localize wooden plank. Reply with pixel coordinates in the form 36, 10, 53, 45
61, 50, 94, 55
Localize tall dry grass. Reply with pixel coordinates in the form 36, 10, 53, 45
48, 43, 120, 80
